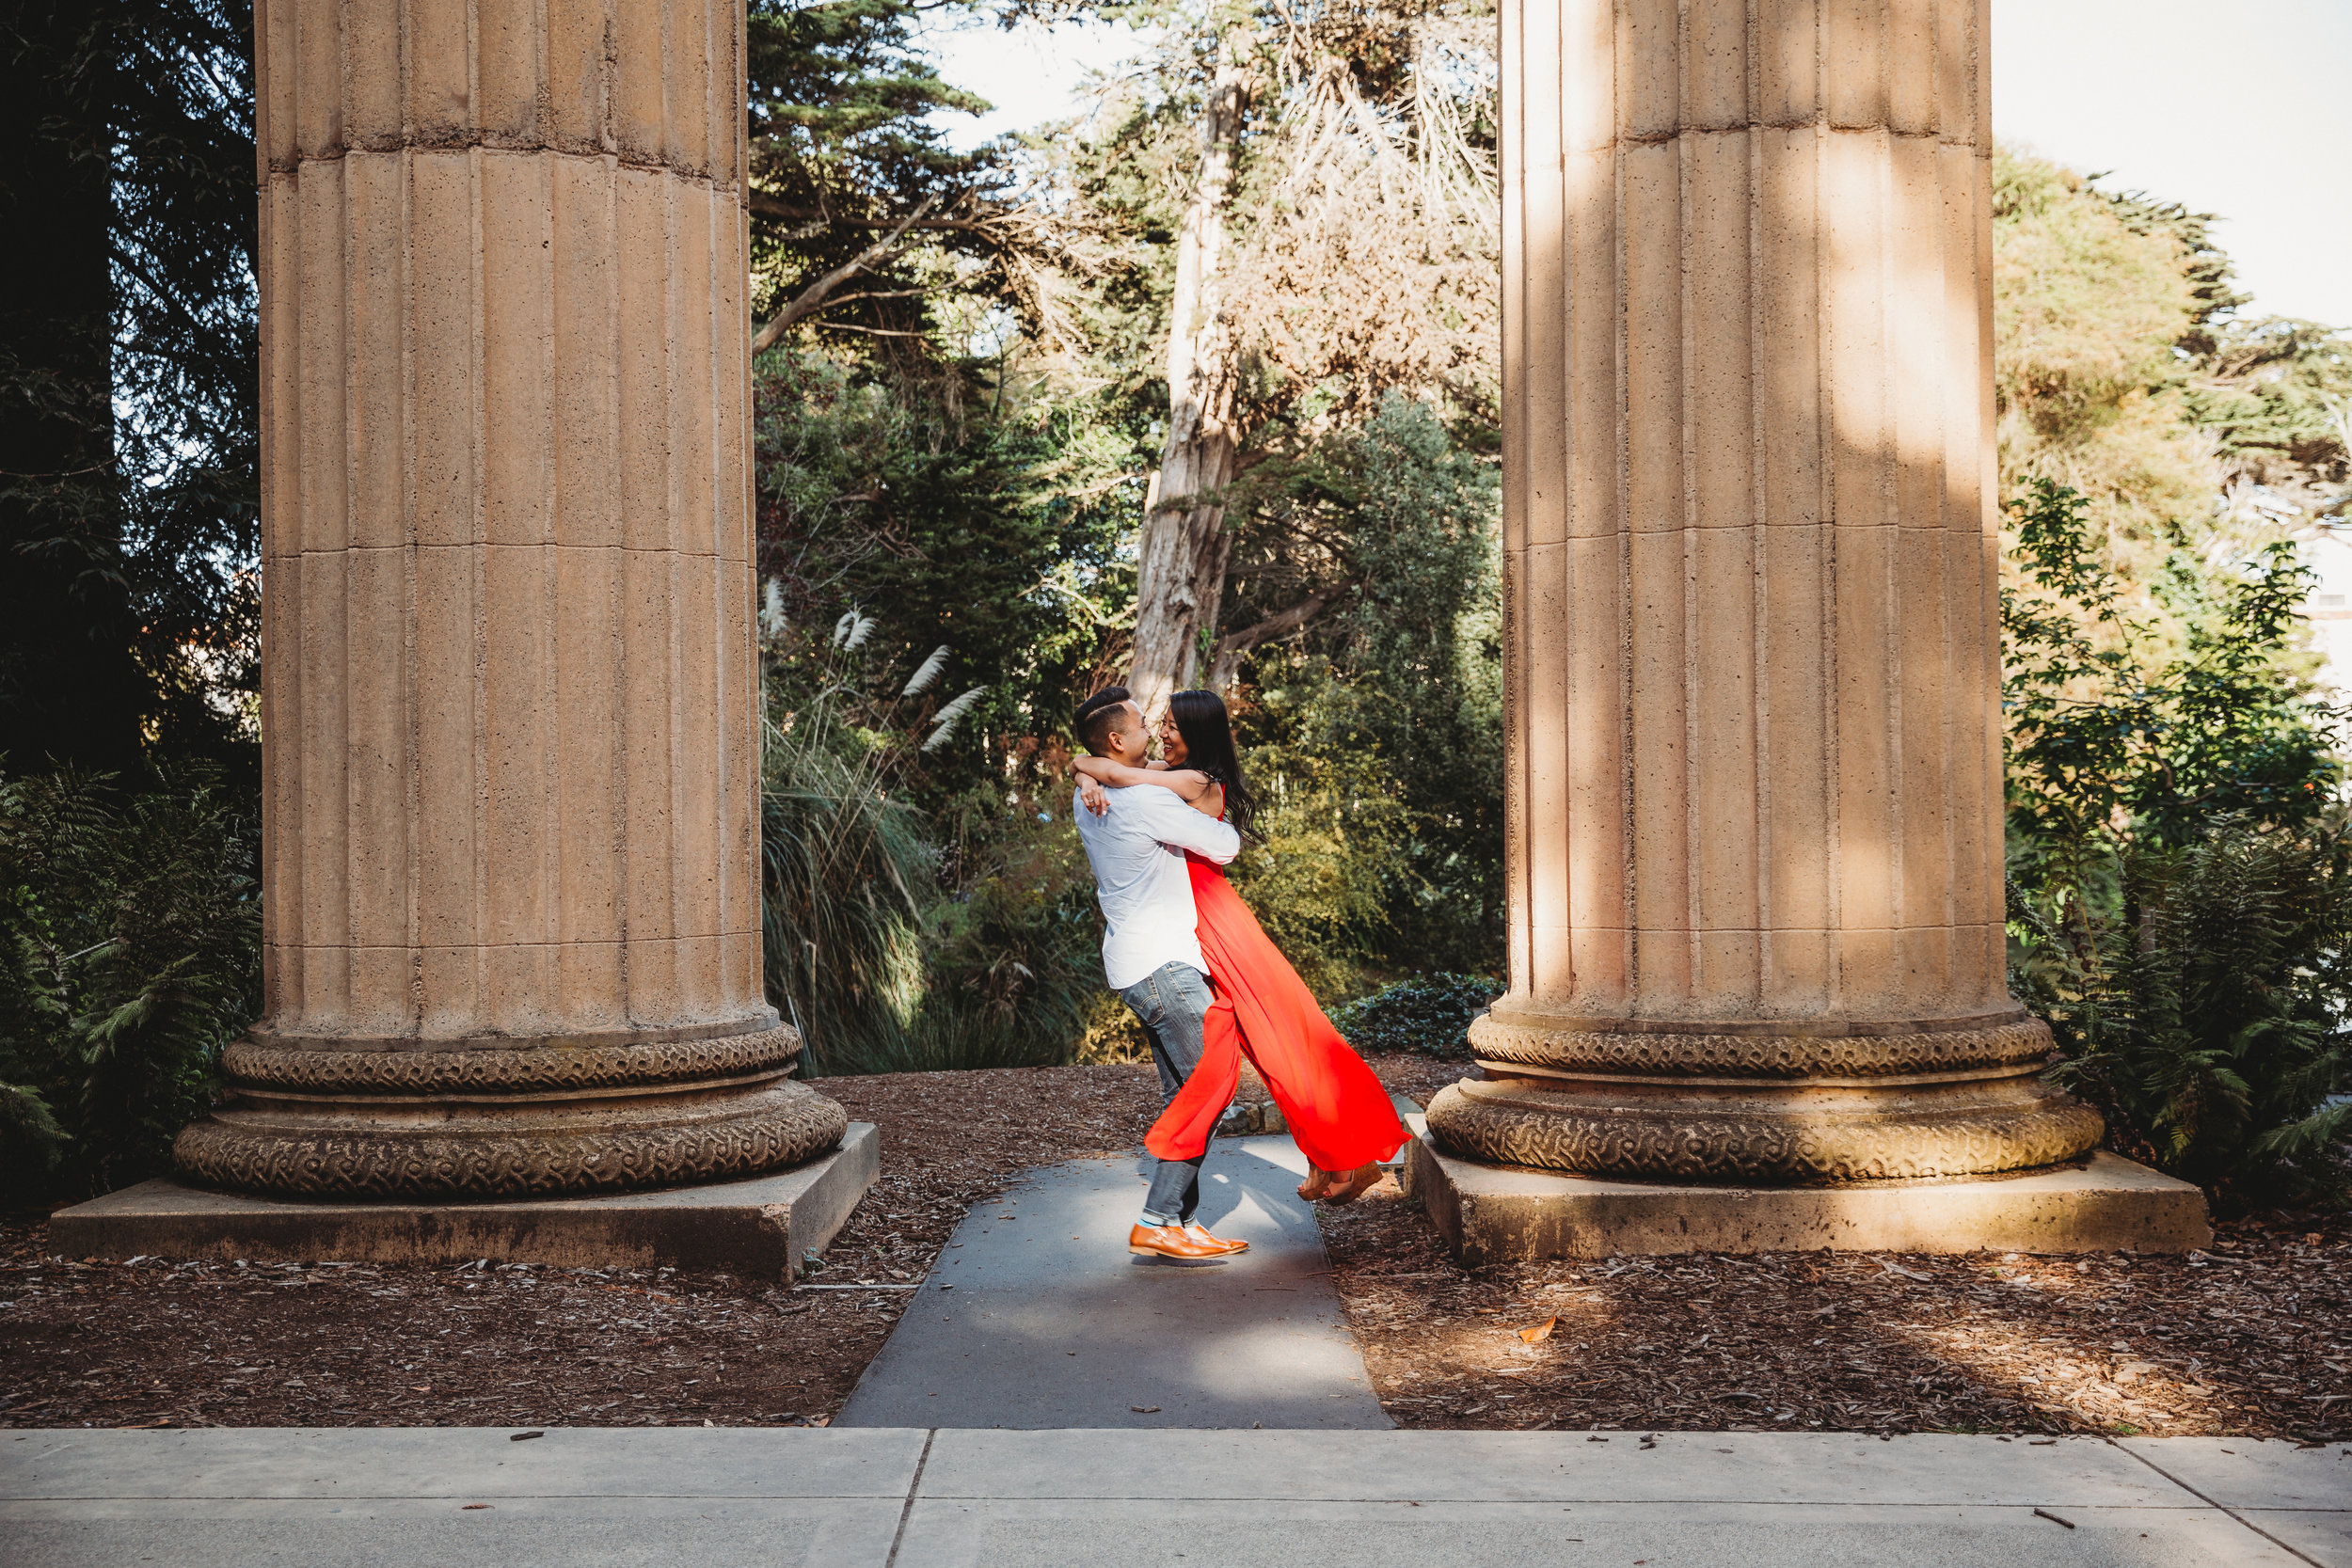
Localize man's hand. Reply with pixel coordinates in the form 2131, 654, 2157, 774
1079, 778, 1110, 816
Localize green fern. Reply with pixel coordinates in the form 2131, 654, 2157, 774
0, 766, 260, 1196
2014, 816, 2352, 1201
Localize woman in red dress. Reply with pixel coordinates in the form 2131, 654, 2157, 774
1074, 690, 1407, 1204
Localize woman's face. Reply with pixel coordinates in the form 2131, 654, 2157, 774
1155, 712, 1188, 766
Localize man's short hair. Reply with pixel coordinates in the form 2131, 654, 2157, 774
1074, 686, 1134, 756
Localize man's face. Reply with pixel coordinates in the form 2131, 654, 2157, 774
1108, 702, 1147, 758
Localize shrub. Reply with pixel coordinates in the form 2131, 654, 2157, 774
1228, 746, 1415, 1002
1231, 396, 1506, 981
759, 604, 1108, 1075
2002, 478, 2350, 1202
2003, 477, 2340, 851
0, 767, 261, 1198
1328, 972, 1502, 1060
759, 611, 946, 1075
760, 717, 935, 1077
892, 821, 1104, 1074
2010, 818, 2352, 1202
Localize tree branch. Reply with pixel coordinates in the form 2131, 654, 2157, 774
748, 192, 993, 233
1206, 582, 1356, 689
752, 193, 940, 356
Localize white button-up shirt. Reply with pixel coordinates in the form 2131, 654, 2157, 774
1072, 784, 1243, 991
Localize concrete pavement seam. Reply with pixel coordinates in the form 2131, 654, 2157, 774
0, 1496, 2238, 1507
883, 1429, 937, 1567
889, 1496, 2223, 1508
0, 1494, 935, 1502
2107, 1439, 2328, 1567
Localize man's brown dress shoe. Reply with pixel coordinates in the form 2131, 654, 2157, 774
1184, 1223, 1248, 1255
1128, 1223, 1230, 1259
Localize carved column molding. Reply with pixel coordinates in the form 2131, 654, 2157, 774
175, 0, 847, 1197
1429, 0, 2102, 1182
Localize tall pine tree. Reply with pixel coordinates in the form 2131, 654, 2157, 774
1, 0, 260, 781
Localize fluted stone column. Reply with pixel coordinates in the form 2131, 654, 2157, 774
173, 0, 846, 1197
1428, 0, 2102, 1182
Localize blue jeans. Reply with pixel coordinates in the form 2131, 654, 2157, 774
1120, 961, 1214, 1226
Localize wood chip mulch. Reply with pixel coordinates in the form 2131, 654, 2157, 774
0, 1062, 1161, 1433
1321, 1170, 2352, 1442
3, 1055, 2345, 1440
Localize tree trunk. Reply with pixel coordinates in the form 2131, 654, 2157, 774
1129, 27, 1249, 719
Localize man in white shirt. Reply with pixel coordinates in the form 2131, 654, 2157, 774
1071, 686, 1248, 1261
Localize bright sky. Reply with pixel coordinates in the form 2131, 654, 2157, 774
1991, 0, 2351, 330
926, 2, 2351, 330
919, 15, 1140, 147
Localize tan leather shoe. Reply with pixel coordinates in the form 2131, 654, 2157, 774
1318, 1162, 1387, 1206
1296, 1167, 1335, 1202
1184, 1223, 1248, 1255
1128, 1223, 1230, 1260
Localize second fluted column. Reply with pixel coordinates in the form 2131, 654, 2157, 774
1428, 0, 2102, 1181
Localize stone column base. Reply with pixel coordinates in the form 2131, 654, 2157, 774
1443, 1007, 2106, 1183
54, 1123, 880, 1280
173, 1021, 848, 1200
1404, 1137, 2210, 1265
1425, 1072, 2105, 1186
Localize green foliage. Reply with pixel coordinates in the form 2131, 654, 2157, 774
2003, 479, 2348, 1201
2010, 820, 2352, 1203
746, 0, 1001, 344
1991, 147, 2351, 679
750, 0, 990, 190
759, 608, 1107, 1075
2002, 477, 2340, 851
2, 0, 262, 779
108, 0, 265, 765
755, 342, 1140, 794
902, 808, 1107, 1074
1989, 150, 2352, 1200
1231, 394, 1505, 985
1227, 747, 1417, 999
0, 768, 261, 1198
760, 673, 937, 1077
1328, 972, 1502, 1060
1994, 153, 2198, 446
2185, 316, 2352, 515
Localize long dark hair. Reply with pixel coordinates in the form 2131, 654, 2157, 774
1169, 689, 1260, 842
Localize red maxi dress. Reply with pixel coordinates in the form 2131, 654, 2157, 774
1144, 844, 1409, 1173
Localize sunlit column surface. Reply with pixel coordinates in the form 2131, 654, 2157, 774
1430, 0, 2103, 1180
174, 0, 846, 1196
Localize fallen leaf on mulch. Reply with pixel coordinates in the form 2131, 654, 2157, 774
1518, 1317, 1558, 1343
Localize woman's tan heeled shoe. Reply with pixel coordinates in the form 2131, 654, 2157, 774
1318, 1162, 1386, 1205
1296, 1167, 1336, 1202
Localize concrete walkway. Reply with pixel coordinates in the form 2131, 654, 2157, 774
6, 1428, 2346, 1566
836, 1136, 1389, 1429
